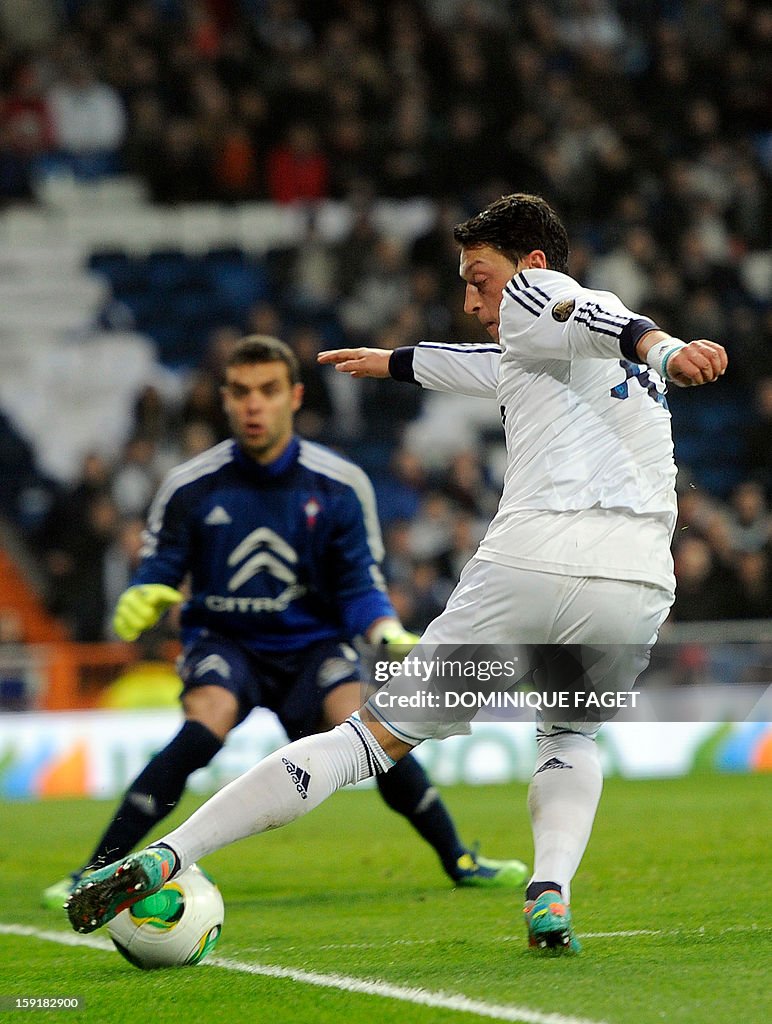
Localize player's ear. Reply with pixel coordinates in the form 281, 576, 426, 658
292, 382, 304, 412
526, 250, 548, 270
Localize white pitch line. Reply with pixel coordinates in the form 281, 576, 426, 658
0, 923, 113, 951
244, 922, 770, 954
538, 925, 770, 941
0, 923, 608, 1024
205, 955, 608, 1024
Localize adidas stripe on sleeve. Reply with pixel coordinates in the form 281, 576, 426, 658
391, 342, 501, 397
501, 270, 658, 364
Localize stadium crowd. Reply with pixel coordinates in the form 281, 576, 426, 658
0, 0, 770, 641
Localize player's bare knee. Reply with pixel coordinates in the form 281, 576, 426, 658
321, 680, 368, 727
183, 685, 239, 740
359, 707, 414, 761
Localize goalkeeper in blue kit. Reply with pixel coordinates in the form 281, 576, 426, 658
43, 335, 526, 908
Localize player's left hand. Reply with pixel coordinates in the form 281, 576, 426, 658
318, 348, 392, 378
666, 340, 728, 387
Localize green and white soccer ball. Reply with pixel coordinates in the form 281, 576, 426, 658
107, 863, 223, 970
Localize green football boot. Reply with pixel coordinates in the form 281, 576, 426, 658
452, 847, 529, 889
524, 889, 581, 953
65, 847, 177, 934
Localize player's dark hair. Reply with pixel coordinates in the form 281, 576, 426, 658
227, 335, 300, 385
453, 194, 570, 274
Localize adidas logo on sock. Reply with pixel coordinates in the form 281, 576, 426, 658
282, 757, 311, 800
534, 757, 572, 775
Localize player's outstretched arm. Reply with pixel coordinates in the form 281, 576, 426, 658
637, 332, 728, 387
318, 348, 392, 378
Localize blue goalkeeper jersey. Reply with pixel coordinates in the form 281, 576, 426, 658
134, 436, 395, 651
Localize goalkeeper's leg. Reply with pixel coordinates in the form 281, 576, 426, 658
85, 720, 223, 870
44, 685, 236, 910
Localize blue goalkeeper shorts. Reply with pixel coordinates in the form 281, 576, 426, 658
178, 632, 363, 740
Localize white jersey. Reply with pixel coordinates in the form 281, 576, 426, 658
408, 269, 677, 594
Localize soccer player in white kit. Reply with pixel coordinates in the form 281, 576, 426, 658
66, 194, 727, 954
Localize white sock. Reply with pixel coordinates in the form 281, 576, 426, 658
158, 717, 393, 873
527, 731, 603, 903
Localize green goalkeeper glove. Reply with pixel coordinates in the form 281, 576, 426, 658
369, 620, 420, 657
113, 584, 184, 641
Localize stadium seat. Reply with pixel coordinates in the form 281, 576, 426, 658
202, 245, 248, 263
120, 291, 169, 329
88, 250, 147, 293
0, 237, 84, 277
0, 333, 157, 481
0, 302, 99, 334
204, 258, 271, 312
371, 197, 436, 244
145, 249, 207, 292
0, 275, 109, 310
235, 202, 307, 255
34, 172, 148, 212
177, 204, 239, 254
145, 323, 205, 367
0, 207, 62, 248
63, 208, 181, 255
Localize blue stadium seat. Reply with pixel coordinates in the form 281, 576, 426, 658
120, 291, 167, 329
144, 323, 201, 367
87, 246, 276, 366
88, 250, 146, 294
204, 250, 271, 312
145, 250, 207, 292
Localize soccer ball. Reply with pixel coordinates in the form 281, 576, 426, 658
107, 863, 223, 970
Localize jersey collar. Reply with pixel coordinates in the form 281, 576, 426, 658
233, 435, 300, 479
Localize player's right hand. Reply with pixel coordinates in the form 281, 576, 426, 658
112, 584, 184, 641
666, 339, 728, 387
317, 348, 392, 378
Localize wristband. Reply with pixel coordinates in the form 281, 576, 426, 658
645, 339, 687, 381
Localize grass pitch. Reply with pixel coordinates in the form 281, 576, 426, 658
0, 772, 768, 1024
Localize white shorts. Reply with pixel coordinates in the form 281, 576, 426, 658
365, 558, 673, 745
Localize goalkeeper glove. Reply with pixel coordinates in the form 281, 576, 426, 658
369, 619, 420, 656
113, 584, 184, 641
